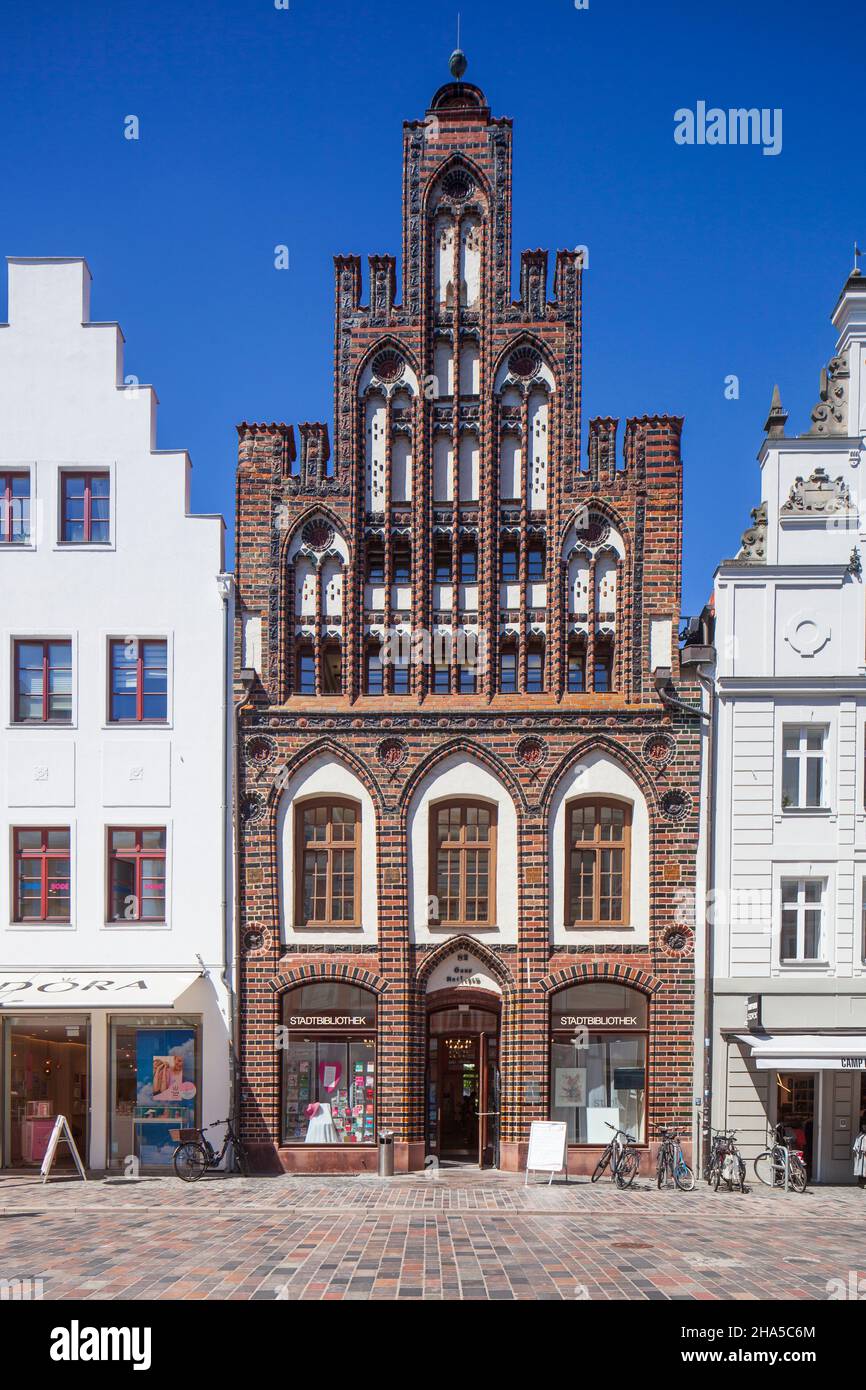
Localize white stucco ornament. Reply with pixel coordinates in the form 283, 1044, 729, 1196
784, 609, 831, 657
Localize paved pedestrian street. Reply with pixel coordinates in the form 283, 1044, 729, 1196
1, 1168, 864, 1302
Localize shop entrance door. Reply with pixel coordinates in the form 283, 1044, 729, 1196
426, 1006, 499, 1166
775, 1071, 816, 1182
2, 1016, 89, 1169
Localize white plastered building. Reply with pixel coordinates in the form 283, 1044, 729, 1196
0, 258, 233, 1173
709, 266, 866, 1182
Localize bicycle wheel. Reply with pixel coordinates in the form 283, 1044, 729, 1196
174, 1142, 208, 1182
789, 1155, 807, 1193
591, 1146, 611, 1183
674, 1156, 695, 1192
233, 1140, 249, 1177
656, 1152, 670, 1189
753, 1150, 779, 1187
614, 1149, 640, 1189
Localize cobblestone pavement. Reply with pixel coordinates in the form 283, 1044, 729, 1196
0, 1169, 864, 1300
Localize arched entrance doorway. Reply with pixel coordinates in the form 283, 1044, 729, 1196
424, 950, 502, 1167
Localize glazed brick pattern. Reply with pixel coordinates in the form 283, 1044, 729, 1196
233, 79, 701, 1172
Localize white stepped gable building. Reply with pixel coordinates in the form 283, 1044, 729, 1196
0, 258, 233, 1173
709, 264, 866, 1183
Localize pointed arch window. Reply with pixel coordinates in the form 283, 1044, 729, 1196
295, 799, 361, 926
566, 798, 631, 927
430, 800, 497, 927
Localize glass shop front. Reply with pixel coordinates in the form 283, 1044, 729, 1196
281, 983, 377, 1145
549, 982, 648, 1145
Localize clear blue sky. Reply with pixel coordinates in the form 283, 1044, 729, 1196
1, 0, 861, 617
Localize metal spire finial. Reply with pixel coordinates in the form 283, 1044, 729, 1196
449, 13, 467, 80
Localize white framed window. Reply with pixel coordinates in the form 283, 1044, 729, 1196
781, 724, 827, 809
780, 877, 824, 962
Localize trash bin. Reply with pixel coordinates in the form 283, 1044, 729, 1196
377, 1129, 395, 1177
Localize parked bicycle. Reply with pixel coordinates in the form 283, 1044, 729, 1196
172, 1117, 248, 1182
653, 1124, 695, 1191
706, 1128, 747, 1192
591, 1122, 641, 1189
753, 1122, 807, 1192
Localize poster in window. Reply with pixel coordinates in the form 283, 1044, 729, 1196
554, 1067, 587, 1108
135, 1029, 197, 1167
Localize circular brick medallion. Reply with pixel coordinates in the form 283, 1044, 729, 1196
516, 736, 548, 769
301, 518, 335, 552
244, 734, 278, 769
241, 793, 266, 824
642, 732, 675, 769
659, 788, 692, 823
508, 346, 542, 380
574, 512, 610, 547
371, 349, 405, 384
441, 168, 475, 201
377, 736, 408, 770
660, 925, 694, 957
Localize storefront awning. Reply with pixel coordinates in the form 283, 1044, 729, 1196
734, 1033, 866, 1071
0, 971, 204, 1009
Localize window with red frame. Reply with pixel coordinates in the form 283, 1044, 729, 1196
0, 472, 30, 544
108, 829, 166, 922
14, 829, 71, 922
14, 640, 72, 723
60, 471, 110, 544
109, 639, 168, 722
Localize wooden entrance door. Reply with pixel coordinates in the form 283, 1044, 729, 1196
426, 1006, 500, 1166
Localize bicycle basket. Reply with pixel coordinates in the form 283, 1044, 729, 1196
171, 1128, 202, 1144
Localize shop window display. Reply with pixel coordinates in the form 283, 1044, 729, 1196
549, 982, 648, 1145
281, 983, 376, 1144
109, 1017, 200, 1169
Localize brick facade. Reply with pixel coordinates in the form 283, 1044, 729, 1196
233, 75, 701, 1174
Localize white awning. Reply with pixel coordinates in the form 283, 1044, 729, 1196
0, 971, 204, 1010
735, 1033, 866, 1071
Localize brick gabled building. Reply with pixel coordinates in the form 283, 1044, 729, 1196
234, 64, 703, 1174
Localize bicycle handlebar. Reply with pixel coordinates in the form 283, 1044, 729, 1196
604, 1122, 636, 1142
